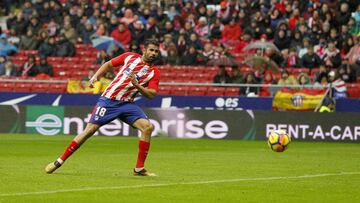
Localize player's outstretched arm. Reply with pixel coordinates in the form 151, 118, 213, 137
129, 73, 157, 99
89, 61, 113, 88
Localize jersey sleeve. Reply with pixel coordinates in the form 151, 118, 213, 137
147, 68, 160, 91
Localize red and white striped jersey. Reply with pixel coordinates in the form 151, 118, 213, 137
102, 52, 160, 101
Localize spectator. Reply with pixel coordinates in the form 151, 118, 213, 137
0, 61, 18, 77
60, 21, 78, 44
36, 56, 53, 77
240, 72, 259, 96
328, 70, 347, 99
314, 73, 329, 88
96, 50, 111, 65
194, 17, 210, 40
94, 21, 108, 37
38, 36, 57, 58
82, 69, 95, 82
189, 33, 203, 50
129, 42, 142, 54
229, 65, 243, 83
348, 17, 358, 36
166, 5, 179, 21
0, 55, 7, 74
290, 31, 302, 51
7, 29, 20, 46
38, 1, 52, 24
159, 34, 176, 58
270, 9, 283, 29
7, 12, 28, 35
109, 44, 125, 58
79, 22, 96, 44
144, 17, 159, 40
318, 97, 335, 113
129, 20, 146, 45
210, 18, 224, 40
322, 42, 342, 69
120, 9, 135, 25
297, 73, 311, 86
18, 54, 38, 77
298, 37, 311, 59
111, 23, 131, 48
274, 29, 291, 51
286, 48, 300, 68
165, 47, 180, 65
335, 3, 351, 27
47, 19, 59, 37
345, 37, 360, 65
22, 1, 34, 20
222, 18, 241, 44
265, 47, 284, 67
160, 21, 179, 40
200, 43, 219, 64
27, 17, 41, 36
181, 46, 199, 66
278, 70, 297, 86
343, 36, 355, 55
260, 70, 276, 96
314, 36, 327, 59
213, 66, 230, 84
19, 29, 39, 50
56, 34, 76, 57
176, 34, 187, 56
338, 60, 357, 83
233, 32, 252, 54
0, 34, 18, 56
301, 46, 321, 69
107, 15, 119, 34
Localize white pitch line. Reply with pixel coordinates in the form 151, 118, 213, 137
0, 171, 359, 197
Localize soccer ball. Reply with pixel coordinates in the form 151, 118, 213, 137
267, 130, 291, 152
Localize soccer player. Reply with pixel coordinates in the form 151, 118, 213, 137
45, 39, 160, 176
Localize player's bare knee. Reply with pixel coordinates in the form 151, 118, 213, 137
142, 123, 154, 135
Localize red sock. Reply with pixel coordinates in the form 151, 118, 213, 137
59, 140, 79, 162
136, 140, 150, 168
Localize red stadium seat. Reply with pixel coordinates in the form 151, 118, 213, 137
346, 84, 360, 98
54, 69, 72, 77
0, 82, 14, 92
171, 66, 188, 74
157, 85, 172, 95
31, 83, 49, 93
291, 68, 310, 74
63, 57, 80, 64
79, 57, 96, 64
170, 86, 189, 95
71, 70, 88, 78
14, 83, 32, 92
240, 66, 252, 72
47, 57, 64, 63
188, 86, 208, 96
192, 73, 213, 82
173, 73, 193, 82
50, 83, 67, 93
206, 87, 226, 96
225, 87, 240, 96
186, 66, 205, 74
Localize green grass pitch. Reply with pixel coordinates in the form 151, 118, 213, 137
0, 134, 359, 203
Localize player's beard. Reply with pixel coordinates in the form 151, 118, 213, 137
144, 54, 156, 64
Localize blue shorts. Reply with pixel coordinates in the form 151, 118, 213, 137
89, 96, 148, 126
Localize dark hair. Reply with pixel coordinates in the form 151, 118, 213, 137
144, 39, 159, 48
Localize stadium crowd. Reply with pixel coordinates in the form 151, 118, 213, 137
0, 0, 360, 97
